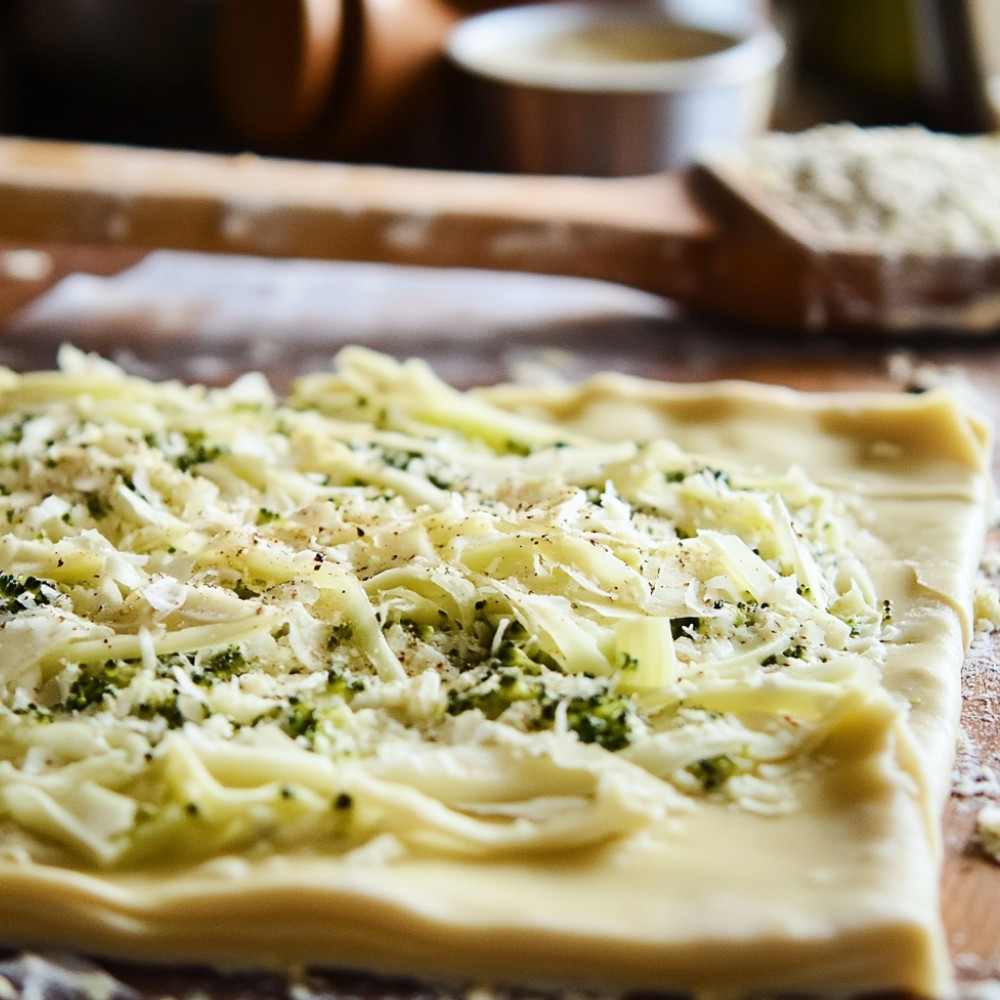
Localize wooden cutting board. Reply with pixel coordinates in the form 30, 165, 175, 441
0, 244, 998, 996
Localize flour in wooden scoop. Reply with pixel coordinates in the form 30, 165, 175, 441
734, 123, 1000, 254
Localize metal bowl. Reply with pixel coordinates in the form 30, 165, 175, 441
446, 0, 785, 176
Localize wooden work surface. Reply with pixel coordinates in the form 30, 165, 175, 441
0, 242, 999, 998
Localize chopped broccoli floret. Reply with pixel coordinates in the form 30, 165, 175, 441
64, 672, 114, 711
283, 698, 319, 744
175, 432, 227, 472
136, 696, 186, 729
197, 645, 248, 684
686, 754, 741, 791
0, 572, 57, 614
560, 691, 635, 751
447, 669, 541, 720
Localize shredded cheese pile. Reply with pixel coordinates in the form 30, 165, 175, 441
0, 348, 897, 870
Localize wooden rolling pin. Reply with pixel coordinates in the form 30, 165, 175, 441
0, 136, 998, 335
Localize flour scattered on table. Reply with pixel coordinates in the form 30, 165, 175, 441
974, 577, 1000, 634
960, 978, 1000, 1000
978, 804, 1000, 863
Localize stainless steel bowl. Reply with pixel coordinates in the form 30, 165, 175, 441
446, 0, 785, 177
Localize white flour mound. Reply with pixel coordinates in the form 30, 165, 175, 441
735, 124, 1000, 254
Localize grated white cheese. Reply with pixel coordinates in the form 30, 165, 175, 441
0, 347, 910, 869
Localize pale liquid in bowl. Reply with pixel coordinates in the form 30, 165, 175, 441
516, 23, 737, 65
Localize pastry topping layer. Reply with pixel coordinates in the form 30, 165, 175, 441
0, 348, 933, 869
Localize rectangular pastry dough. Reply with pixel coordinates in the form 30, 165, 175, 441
0, 348, 991, 999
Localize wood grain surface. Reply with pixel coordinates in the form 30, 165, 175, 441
0, 243, 998, 996
4, 136, 1000, 336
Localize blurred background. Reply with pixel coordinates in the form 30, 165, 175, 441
0, 0, 997, 175
0, 0, 999, 422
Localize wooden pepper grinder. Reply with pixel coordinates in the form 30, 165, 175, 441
215, 0, 458, 159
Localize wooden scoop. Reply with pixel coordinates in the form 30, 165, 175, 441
0, 135, 997, 336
